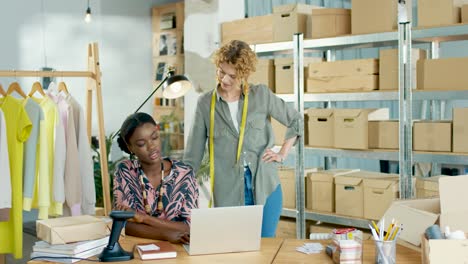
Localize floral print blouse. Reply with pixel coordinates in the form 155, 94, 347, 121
113, 158, 199, 224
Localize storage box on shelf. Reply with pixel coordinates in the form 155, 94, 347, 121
351, 0, 398, 34
453, 108, 468, 153
279, 167, 320, 209
368, 120, 399, 150
306, 108, 334, 148
415, 175, 447, 199
363, 175, 399, 220
463, 4, 468, 23
221, 15, 273, 45
310, 8, 350, 39
273, 3, 316, 42
334, 108, 389, 150
249, 59, 275, 91
275, 57, 323, 94
417, 57, 468, 90
418, 0, 467, 28
379, 48, 426, 90
306, 169, 357, 213
413, 121, 452, 152
306, 58, 379, 93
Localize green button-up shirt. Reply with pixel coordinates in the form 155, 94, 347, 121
184, 84, 302, 206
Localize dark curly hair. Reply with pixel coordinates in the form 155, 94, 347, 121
117, 112, 157, 155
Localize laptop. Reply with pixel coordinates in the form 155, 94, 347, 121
183, 205, 263, 255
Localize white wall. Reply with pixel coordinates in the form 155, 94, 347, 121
0, 0, 179, 135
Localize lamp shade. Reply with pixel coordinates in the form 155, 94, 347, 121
162, 74, 192, 99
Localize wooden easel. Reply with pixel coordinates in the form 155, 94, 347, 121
0, 42, 112, 217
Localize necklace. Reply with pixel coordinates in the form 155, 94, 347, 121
139, 161, 165, 215
208, 85, 249, 207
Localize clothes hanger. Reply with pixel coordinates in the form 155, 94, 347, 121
0, 84, 6, 97
28, 81, 46, 97
57, 81, 69, 94
7, 82, 27, 98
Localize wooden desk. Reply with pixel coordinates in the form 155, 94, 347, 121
272, 239, 421, 264
29, 236, 284, 264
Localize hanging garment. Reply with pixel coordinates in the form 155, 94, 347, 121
0, 109, 11, 221
48, 91, 81, 216
0, 95, 32, 259
32, 96, 65, 218
67, 94, 95, 215
22, 98, 48, 214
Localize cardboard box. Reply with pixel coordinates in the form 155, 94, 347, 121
271, 118, 287, 146
379, 48, 426, 90
306, 59, 379, 93
382, 198, 440, 246
413, 121, 452, 152
278, 167, 296, 209
416, 176, 446, 198
453, 108, 468, 153
279, 167, 320, 209
306, 169, 358, 212
308, 58, 379, 77
351, 0, 398, 34
249, 59, 275, 92
221, 15, 273, 45
273, 3, 315, 42
334, 170, 391, 218
463, 4, 468, 22
438, 175, 468, 233
275, 57, 323, 94
421, 234, 468, 264
36, 215, 110, 245
418, 0, 467, 28
363, 175, 399, 220
311, 8, 351, 38
417, 57, 468, 90
306, 108, 334, 147
334, 108, 390, 150
368, 120, 399, 149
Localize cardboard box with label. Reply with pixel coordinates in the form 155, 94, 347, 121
275, 57, 323, 94
351, 0, 398, 34
306, 59, 379, 93
273, 3, 315, 42
249, 59, 275, 92
334, 108, 389, 150
306, 108, 334, 147
413, 121, 452, 152
417, 57, 468, 90
363, 175, 399, 220
221, 15, 273, 45
310, 8, 351, 38
453, 108, 468, 153
418, 0, 468, 28
36, 215, 111, 245
416, 176, 447, 198
306, 169, 358, 212
379, 48, 426, 90
368, 120, 399, 149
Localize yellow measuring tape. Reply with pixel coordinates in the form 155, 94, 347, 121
208, 86, 249, 207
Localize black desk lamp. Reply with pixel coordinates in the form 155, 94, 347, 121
111, 67, 192, 140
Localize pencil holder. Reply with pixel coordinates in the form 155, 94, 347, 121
374, 239, 396, 264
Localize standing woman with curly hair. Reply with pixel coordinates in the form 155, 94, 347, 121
184, 40, 302, 237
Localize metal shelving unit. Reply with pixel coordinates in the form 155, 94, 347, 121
252, 3, 468, 239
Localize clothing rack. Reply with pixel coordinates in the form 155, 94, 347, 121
0, 42, 112, 217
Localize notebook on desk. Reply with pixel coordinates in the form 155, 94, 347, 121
183, 205, 263, 255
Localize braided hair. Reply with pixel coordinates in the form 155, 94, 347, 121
117, 112, 157, 155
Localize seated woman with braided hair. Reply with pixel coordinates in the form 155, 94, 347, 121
113, 112, 199, 244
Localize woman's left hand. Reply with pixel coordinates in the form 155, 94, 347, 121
262, 148, 284, 163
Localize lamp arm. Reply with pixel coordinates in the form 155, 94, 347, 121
111, 75, 169, 140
